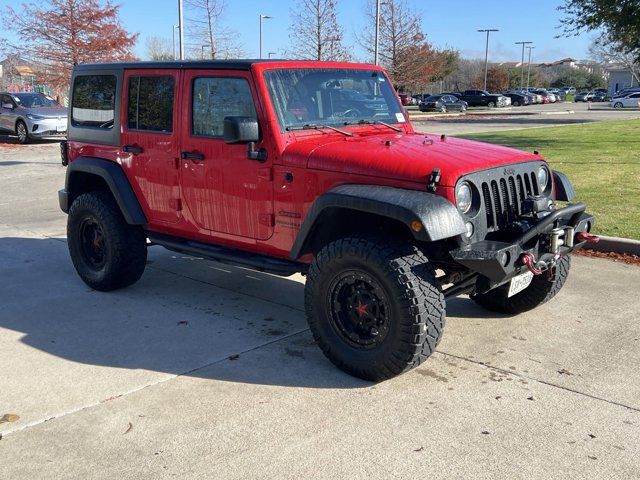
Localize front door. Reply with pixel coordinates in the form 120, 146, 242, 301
179, 70, 274, 240
121, 69, 181, 224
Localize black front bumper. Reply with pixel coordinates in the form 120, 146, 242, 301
450, 202, 595, 291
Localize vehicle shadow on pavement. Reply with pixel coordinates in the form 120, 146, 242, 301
0, 236, 371, 389
0, 237, 505, 389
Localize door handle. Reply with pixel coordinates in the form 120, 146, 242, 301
181, 151, 205, 161
123, 145, 143, 154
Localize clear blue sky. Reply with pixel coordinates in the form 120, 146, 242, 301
0, 0, 595, 62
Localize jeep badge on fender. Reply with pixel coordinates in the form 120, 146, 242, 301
58, 60, 596, 381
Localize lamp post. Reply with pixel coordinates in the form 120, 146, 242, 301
259, 14, 273, 59
178, 0, 185, 60
515, 41, 532, 90
374, 0, 381, 65
526, 46, 535, 91
172, 25, 179, 60
478, 29, 499, 91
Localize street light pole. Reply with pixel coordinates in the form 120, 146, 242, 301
178, 0, 185, 60
172, 25, 179, 60
259, 14, 273, 59
515, 41, 532, 90
478, 29, 499, 91
526, 46, 535, 91
374, 0, 381, 65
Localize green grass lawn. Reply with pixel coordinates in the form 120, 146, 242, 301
459, 119, 640, 239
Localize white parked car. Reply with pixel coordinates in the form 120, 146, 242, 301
610, 91, 640, 108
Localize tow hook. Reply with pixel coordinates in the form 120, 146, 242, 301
519, 252, 560, 278
576, 232, 600, 243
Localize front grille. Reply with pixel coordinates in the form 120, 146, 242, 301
481, 170, 540, 230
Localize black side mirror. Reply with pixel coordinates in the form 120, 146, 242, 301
222, 116, 267, 163
223, 116, 260, 144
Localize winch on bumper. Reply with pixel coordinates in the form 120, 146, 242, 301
446, 163, 597, 294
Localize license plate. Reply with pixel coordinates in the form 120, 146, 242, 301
508, 271, 534, 297
56, 124, 66, 132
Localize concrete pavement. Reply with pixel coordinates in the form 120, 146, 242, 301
1, 128, 639, 479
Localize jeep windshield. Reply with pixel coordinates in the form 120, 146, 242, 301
263, 68, 406, 132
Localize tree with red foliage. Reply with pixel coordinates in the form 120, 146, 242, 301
3, 0, 138, 88
473, 66, 510, 92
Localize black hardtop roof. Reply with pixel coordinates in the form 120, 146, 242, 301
73, 59, 305, 72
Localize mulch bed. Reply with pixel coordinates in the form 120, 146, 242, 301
575, 249, 640, 266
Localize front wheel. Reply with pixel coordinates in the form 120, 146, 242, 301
67, 191, 147, 291
472, 256, 571, 314
487, 101, 496, 108
16, 120, 29, 144
305, 236, 446, 381
614, 102, 623, 109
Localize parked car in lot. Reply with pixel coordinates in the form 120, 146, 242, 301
574, 91, 594, 102
532, 89, 555, 103
503, 92, 529, 106
614, 87, 640, 98
591, 91, 610, 102
399, 94, 417, 106
418, 94, 468, 112
453, 89, 510, 107
548, 89, 567, 101
610, 91, 640, 108
0, 92, 68, 143
57, 59, 596, 381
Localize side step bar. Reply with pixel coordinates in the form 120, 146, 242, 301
148, 232, 308, 277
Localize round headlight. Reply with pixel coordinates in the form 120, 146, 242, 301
456, 182, 472, 214
537, 166, 549, 191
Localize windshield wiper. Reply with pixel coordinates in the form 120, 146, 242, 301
285, 123, 353, 136
344, 119, 402, 132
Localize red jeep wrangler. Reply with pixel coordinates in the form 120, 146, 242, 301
59, 60, 596, 381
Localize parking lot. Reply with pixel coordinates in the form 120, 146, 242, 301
1, 112, 639, 479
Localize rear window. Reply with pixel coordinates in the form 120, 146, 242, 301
72, 75, 117, 128
127, 75, 175, 133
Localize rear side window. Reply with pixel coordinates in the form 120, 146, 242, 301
127, 75, 175, 132
72, 75, 117, 128
192, 77, 256, 138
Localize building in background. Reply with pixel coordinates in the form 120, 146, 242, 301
607, 65, 639, 95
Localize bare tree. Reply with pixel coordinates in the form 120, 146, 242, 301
358, 0, 425, 85
289, 0, 349, 61
145, 36, 173, 61
184, 0, 243, 59
589, 36, 639, 84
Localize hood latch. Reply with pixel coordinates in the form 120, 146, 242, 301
427, 168, 441, 192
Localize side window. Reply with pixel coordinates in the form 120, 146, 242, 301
192, 77, 256, 138
127, 75, 175, 132
72, 75, 117, 128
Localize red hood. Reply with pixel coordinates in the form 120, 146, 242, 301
282, 132, 543, 186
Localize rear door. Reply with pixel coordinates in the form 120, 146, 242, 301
121, 69, 181, 224
0, 94, 15, 131
179, 70, 274, 240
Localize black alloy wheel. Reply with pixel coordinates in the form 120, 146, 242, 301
327, 269, 391, 349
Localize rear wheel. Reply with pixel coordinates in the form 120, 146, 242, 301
305, 236, 445, 381
472, 256, 571, 314
440, 105, 447, 113
16, 120, 29, 144
68, 191, 147, 291
513, 100, 520, 106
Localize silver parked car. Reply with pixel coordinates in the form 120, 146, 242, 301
0, 92, 68, 144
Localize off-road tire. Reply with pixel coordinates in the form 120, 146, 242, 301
471, 255, 571, 315
67, 191, 147, 291
305, 236, 446, 381
16, 120, 29, 144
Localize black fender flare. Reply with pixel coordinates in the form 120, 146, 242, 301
552, 170, 576, 202
290, 184, 467, 259
60, 157, 147, 225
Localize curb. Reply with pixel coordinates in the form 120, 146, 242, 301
584, 235, 640, 256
